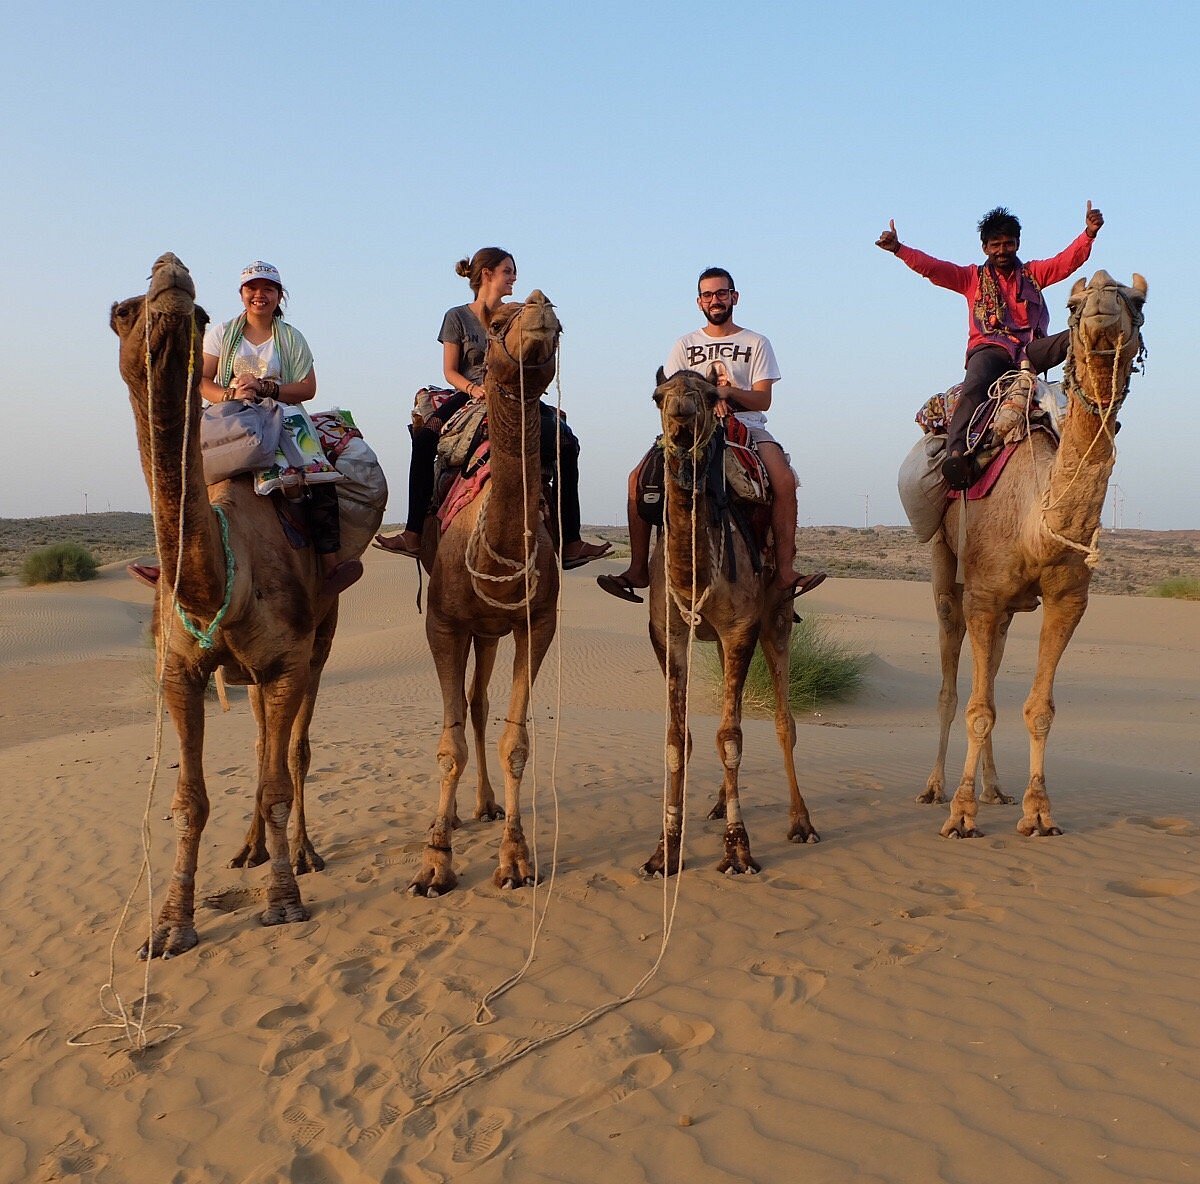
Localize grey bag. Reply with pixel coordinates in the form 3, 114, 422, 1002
200, 398, 284, 484
898, 433, 949, 543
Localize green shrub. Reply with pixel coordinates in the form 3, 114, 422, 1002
21, 543, 98, 585
1147, 577, 1200, 601
703, 615, 867, 713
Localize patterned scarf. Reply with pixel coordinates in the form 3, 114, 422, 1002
971, 262, 1044, 351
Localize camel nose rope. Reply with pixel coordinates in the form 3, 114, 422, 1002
70, 299, 199, 1053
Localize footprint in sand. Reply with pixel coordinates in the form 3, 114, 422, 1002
839, 769, 886, 792
282, 1106, 325, 1148
258, 1003, 310, 1031
1107, 877, 1197, 899
1128, 815, 1197, 837
263, 1028, 332, 1076
769, 874, 824, 892
854, 940, 930, 971
745, 958, 827, 1003
385, 971, 419, 1002
636, 1015, 716, 1055
332, 954, 379, 997
451, 1110, 507, 1163
201, 886, 258, 913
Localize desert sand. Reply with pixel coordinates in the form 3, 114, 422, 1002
1, 553, 1197, 1183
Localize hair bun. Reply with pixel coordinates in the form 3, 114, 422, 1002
454, 258, 471, 278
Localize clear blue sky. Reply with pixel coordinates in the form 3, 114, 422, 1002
3, 0, 1195, 529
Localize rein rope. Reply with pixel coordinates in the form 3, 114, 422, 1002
1037, 284, 1145, 568
71, 297, 200, 1054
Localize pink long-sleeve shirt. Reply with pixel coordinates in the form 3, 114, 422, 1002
896, 231, 1095, 362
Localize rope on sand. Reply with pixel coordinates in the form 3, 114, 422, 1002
404, 357, 696, 1117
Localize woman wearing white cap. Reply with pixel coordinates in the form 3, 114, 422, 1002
129, 261, 361, 595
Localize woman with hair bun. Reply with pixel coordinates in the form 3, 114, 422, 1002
375, 248, 609, 567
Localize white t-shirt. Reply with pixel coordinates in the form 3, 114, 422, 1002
203, 320, 281, 380
664, 327, 781, 430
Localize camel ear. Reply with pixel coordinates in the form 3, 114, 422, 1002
1130, 273, 1148, 299
1069, 277, 1087, 300
110, 298, 138, 336
656, 366, 668, 386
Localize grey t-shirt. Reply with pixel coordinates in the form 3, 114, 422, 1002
438, 304, 487, 385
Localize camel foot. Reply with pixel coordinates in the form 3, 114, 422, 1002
916, 785, 946, 805
409, 848, 457, 898
717, 824, 761, 875
475, 801, 505, 823
706, 800, 725, 822
787, 818, 821, 844
139, 925, 199, 960
641, 834, 683, 879
229, 842, 269, 870
981, 787, 1015, 806
291, 842, 326, 875
260, 902, 310, 926
940, 818, 982, 839
1016, 817, 1064, 837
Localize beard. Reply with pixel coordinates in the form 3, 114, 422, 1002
703, 304, 732, 326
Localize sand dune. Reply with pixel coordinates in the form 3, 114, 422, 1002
1, 555, 1197, 1183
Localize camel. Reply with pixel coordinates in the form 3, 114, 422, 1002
641, 368, 819, 878
922, 269, 1148, 838
409, 291, 563, 897
111, 253, 355, 956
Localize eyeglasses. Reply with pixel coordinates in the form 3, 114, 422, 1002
698, 288, 733, 303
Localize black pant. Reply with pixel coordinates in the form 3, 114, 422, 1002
405, 397, 583, 547
947, 330, 1070, 456
308, 484, 341, 556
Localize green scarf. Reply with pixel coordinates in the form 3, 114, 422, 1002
217, 315, 313, 387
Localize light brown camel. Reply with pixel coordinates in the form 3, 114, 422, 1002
642, 368, 819, 878
409, 291, 563, 897
111, 253, 355, 956
923, 269, 1147, 838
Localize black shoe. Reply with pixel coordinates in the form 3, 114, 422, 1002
941, 451, 975, 491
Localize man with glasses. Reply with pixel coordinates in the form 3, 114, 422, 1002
598, 267, 825, 603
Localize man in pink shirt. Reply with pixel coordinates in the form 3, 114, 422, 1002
876, 203, 1103, 488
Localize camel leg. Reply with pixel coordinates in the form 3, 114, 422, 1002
493, 617, 555, 889
715, 624, 763, 874
921, 534, 964, 805
229, 684, 270, 868
468, 637, 503, 822
141, 662, 210, 959
256, 673, 311, 926
643, 616, 691, 878
758, 609, 819, 844
1017, 588, 1085, 837
411, 621, 471, 897
288, 603, 336, 874
979, 612, 1015, 805
942, 603, 1004, 839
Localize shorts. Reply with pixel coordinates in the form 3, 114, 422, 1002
748, 426, 790, 464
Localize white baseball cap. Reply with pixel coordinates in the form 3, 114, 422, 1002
239, 260, 282, 288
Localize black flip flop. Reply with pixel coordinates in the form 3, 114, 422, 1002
596, 573, 645, 603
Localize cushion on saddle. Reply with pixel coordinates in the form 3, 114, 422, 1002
722, 416, 769, 504
411, 385, 459, 432
436, 440, 491, 532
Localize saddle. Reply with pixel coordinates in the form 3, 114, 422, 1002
638, 419, 772, 578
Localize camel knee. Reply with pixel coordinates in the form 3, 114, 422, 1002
964, 705, 995, 740
718, 735, 742, 771
935, 594, 957, 625
1024, 704, 1055, 739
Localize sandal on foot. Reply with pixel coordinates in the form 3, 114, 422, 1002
127, 562, 160, 588
783, 571, 827, 601
372, 533, 421, 558
596, 573, 645, 603
322, 559, 363, 596
562, 541, 613, 570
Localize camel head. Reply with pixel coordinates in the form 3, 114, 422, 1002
110, 252, 209, 402
484, 290, 561, 397
653, 367, 721, 464
1065, 269, 1147, 413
